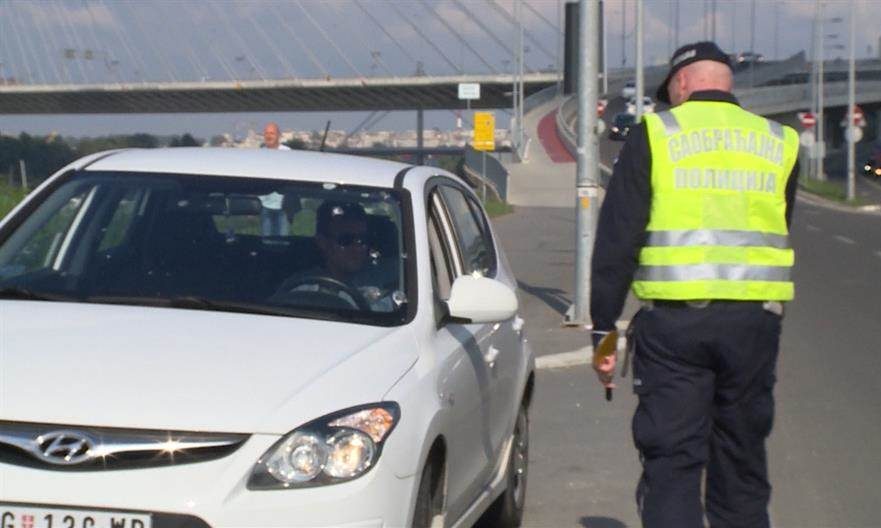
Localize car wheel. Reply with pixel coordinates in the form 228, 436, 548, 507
412, 456, 444, 528
477, 404, 529, 528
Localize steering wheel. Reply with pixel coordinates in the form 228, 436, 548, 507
277, 274, 371, 311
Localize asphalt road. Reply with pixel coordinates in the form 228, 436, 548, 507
493, 120, 881, 526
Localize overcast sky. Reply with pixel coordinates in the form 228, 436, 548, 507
1, 0, 878, 138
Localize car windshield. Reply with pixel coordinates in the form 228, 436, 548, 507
0, 171, 411, 326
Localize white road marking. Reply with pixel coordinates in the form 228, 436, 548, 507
599, 163, 613, 175
537, 333, 630, 370
834, 234, 856, 245
875, 250, 881, 260
806, 224, 821, 232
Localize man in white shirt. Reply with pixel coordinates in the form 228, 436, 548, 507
259, 122, 291, 236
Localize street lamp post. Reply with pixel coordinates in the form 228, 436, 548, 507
846, 0, 856, 202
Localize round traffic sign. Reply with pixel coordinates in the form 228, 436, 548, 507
845, 126, 863, 143
798, 112, 816, 128
799, 130, 816, 147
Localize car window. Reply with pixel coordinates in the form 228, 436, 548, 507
437, 185, 495, 278
427, 212, 453, 301
0, 171, 412, 326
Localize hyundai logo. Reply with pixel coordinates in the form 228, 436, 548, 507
36, 430, 96, 465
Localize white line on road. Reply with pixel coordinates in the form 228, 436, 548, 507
599, 163, 613, 175
806, 224, 821, 232
875, 250, 881, 260
834, 234, 856, 245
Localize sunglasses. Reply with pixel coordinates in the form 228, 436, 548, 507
334, 233, 370, 247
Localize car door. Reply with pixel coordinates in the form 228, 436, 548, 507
426, 187, 495, 522
434, 184, 521, 463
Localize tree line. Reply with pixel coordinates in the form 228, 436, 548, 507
0, 132, 201, 188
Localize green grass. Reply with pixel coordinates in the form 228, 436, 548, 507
0, 183, 28, 219
483, 199, 513, 218
799, 178, 866, 205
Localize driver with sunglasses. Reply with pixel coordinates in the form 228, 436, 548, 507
273, 201, 394, 311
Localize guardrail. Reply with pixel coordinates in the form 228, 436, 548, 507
463, 146, 508, 201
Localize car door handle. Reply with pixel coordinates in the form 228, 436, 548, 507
484, 345, 500, 366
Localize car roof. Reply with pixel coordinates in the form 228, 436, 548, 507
81, 147, 412, 188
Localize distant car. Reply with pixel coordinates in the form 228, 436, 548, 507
609, 112, 637, 141
863, 154, 881, 179
621, 80, 636, 99
734, 51, 765, 70
0, 148, 535, 528
626, 96, 656, 115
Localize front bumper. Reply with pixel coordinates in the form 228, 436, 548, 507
0, 434, 416, 528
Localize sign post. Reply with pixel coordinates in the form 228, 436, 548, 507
472, 112, 495, 202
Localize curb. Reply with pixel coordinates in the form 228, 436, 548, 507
796, 189, 881, 216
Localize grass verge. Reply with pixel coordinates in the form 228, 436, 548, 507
484, 199, 513, 218
0, 184, 28, 219
799, 178, 866, 206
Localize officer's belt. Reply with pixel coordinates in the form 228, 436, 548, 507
642, 299, 784, 315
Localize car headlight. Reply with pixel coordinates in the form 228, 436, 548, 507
248, 403, 399, 490
865, 165, 872, 171
875, 168, 881, 176
611, 126, 619, 133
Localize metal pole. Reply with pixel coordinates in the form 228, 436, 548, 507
518, 0, 525, 156
571, 0, 599, 326
846, 0, 856, 201
674, 0, 679, 49
557, 0, 562, 89
818, 3, 826, 181
18, 159, 27, 190
749, 0, 756, 88
512, 0, 519, 158
621, 0, 626, 67
809, 0, 819, 180
711, 0, 717, 42
417, 108, 424, 166
602, 0, 608, 94
635, 0, 644, 121
482, 151, 487, 202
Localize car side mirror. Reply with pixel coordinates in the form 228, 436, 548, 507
445, 275, 518, 324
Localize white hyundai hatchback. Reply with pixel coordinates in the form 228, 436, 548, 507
0, 148, 535, 528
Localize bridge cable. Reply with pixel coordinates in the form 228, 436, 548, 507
293, 0, 363, 78
450, 0, 515, 61
6, 3, 36, 84
388, 2, 462, 74
206, 0, 269, 81
119, 1, 179, 81
82, 1, 119, 84
241, 7, 300, 79
12, 4, 48, 84
97, 0, 151, 83
419, 0, 500, 74
268, 2, 330, 78
28, 3, 65, 84
41, 1, 76, 84
487, 0, 556, 62
342, 11, 396, 77
50, 1, 93, 83
353, 0, 420, 73
176, 1, 238, 82
521, 0, 559, 31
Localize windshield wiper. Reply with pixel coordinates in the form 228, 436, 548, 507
85, 295, 329, 319
0, 287, 77, 302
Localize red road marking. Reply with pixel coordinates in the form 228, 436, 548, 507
537, 110, 575, 163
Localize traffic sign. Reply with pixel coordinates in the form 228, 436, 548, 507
797, 112, 816, 129
472, 111, 495, 151
845, 126, 863, 143
458, 83, 481, 100
799, 130, 815, 147
840, 105, 866, 128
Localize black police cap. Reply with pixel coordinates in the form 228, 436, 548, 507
656, 41, 733, 104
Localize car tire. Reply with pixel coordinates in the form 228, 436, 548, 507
476, 404, 529, 528
412, 455, 443, 528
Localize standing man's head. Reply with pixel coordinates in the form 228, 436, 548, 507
657, 42, 734, 107
263, 122, 282, 149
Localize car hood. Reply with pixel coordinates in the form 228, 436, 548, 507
0, 301, 418, 434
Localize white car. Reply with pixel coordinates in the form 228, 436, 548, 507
0, 148, 535, 528
620, 80, 636, 99
626, 96, 655, 115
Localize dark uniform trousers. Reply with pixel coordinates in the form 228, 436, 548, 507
630, 300, 781, 528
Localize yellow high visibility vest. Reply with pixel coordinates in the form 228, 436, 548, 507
632, 101, 799, 301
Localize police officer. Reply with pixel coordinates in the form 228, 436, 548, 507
590, 42, 799, 528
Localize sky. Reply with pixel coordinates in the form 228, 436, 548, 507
0, 0, 879, 139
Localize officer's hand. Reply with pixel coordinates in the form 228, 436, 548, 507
591, 331, 617, 388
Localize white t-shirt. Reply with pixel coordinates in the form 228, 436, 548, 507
258, 144, 290, 209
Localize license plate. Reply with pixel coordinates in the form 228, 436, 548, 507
0, 505, 151, 528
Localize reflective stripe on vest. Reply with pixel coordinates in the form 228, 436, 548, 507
633, 101, 799, 301
635, 264, 791, 283
646, 229, 790, 249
